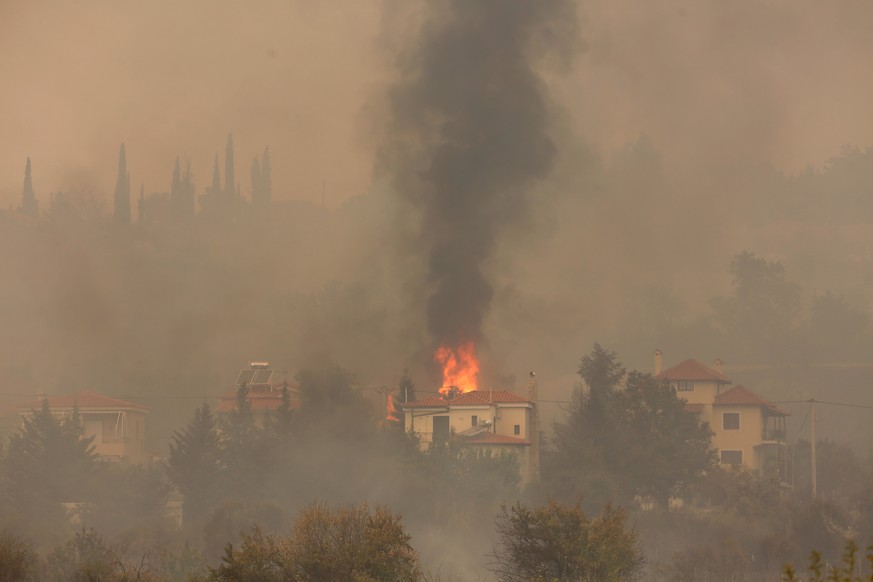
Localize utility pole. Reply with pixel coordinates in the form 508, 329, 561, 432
810, 399, 817, 498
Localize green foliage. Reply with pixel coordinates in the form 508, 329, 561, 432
46, 529, 127, 582
0, 532, 41, 581
614, 371, 715, 503
578, 343, 626, 414
210, 503, 421, 582
491, 500, 643, 582
806, 292, 872, 362
271, 383, 295, 435
202, 500, 286, 566
211, 526, 287, 582
2, 400, 97, 524
218, 386, 274, 500
166, 403, 222, 521
395, 368, 417, 408
783, 540, 873, 582
547, 344, 714, 508
84, 463, 173, 537
295, 365, 374, 438
793, 439, 866, 503
712, 251, 802, 362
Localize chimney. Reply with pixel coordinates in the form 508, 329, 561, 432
654, 349, 663, 376
527, 371, 540, 484
714, 358, 723, 375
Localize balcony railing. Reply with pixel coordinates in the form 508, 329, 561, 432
762, 428, 786, 441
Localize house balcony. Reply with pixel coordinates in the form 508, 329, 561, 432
761, 427, 786, 442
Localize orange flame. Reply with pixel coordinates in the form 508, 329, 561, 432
386, 391, 400, 423
434, 341, 479, 396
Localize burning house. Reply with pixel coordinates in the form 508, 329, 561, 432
401, 372, 540, 485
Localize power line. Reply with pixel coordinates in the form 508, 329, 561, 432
771, 398, 873, 411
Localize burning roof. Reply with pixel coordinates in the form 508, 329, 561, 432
402, 389, 531, 409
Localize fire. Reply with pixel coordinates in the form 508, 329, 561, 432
386, 390, 400, 423
434, 341, 480, 396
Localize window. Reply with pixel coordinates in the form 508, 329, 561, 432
514, 425, 520, 435
722, 412, 740, 430
471, 415, 478, 427
677, 381, 694, 392
720, 450, 743, 466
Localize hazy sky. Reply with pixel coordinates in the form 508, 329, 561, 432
2, 0, 872, 209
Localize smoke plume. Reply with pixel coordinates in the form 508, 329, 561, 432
385, 0, 577, 352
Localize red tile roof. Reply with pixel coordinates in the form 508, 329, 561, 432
460, 432, 529, 446
714, 385, 789, 415
657, 359, 731, 383
18, 392, 149, 412
403, 389, 531, 408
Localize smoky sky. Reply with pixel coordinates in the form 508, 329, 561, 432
384, 0, 577, 349
3, 1, 873, 209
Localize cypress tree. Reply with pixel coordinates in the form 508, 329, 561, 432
201, 153, 222, 216
224, 133, 236, 203
20, 157, 39, 217
171, 156, 192, 220
211, 153, 222, 194
182, 159, 195, 219
113, 143, 131, 225
171, 157, 182, 200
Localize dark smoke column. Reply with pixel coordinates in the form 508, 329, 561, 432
387, 1, 576, 353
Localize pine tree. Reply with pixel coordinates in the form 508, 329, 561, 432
394, 368, 416, 410
113, 143, 131, 225
167, 403, 222, 521
219, 386, 273, 499
211, 153, 222, 195
171, 157, 182, 200
19, 157, 38, 217
273, 383, 295, 435
3, 399, 97, 520
200, 153, 223, 216
182, 159, 195, 219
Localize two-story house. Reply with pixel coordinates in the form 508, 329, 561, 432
655, 352, 788, 475
401, 379, 540, 484
19, 392, 150, 464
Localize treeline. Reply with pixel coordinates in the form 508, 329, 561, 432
0, 361, 644, 579
15, 134, 273, 225
536, 346, 873, 581
4, 349, 873, 579
626, 249, 873, 368
0, 365, 523, 578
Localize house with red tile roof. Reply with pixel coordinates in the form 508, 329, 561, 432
216, 362, 298, 421
18, 392, 150, 464
655, 352, 788, 475
401, 383, 540, 484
